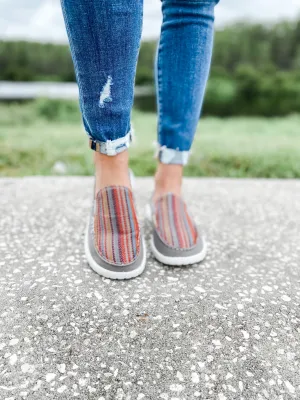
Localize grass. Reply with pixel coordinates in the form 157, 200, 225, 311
0, 100, 300, 177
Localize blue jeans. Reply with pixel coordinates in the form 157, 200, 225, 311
61, 0, 218, 165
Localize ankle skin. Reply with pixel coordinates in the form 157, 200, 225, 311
94, 150, 131, 194
154, 163, 183, 202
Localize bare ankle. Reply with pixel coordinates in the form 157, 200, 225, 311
154, 163, 183, 201
94, 150, 131, 194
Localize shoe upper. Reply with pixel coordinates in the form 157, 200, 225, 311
94, 186, 141, 265
153, 193, 198, 250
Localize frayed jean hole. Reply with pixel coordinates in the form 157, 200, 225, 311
99, 76, 113, 108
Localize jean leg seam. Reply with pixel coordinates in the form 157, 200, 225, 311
156, 38, 164, 148
131, 7, 144, 135
61, 1, 90, 134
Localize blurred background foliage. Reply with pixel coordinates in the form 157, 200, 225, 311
1, 19, 300, 177
1, 20, 300, 116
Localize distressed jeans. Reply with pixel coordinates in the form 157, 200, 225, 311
61, 0, 218, 165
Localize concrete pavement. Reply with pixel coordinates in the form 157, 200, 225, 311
0, 177, 300, 399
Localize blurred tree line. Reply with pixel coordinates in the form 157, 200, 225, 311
1, 19, 300, 116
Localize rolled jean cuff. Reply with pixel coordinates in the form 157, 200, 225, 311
157, 146, 190, 165
89, 130, 132, 156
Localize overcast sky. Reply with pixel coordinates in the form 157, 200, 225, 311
0, 0, 300, 42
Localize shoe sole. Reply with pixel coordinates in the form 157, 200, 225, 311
145, 204, 207, 266
150, 234, 207, 266
84, 220, 147, 280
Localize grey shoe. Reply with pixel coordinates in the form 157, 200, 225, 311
85, 186, 146, 280
146, 193, 207, 266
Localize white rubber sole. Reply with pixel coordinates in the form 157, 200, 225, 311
150, 235, 207, 266
84, 222, 146, 280
145, 203, 207, 266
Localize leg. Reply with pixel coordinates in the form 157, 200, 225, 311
149, 0, 218, 265
154, 0, 218, 198
61, 0, 146, 278
61, 0, 143, 192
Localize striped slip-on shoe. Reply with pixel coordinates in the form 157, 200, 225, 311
85, 186, 146, 280
146, 193, 207, 266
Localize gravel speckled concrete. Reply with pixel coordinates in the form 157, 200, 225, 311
1, 177, 300, 400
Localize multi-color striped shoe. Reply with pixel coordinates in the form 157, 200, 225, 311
147, 193, 207, 266
85, 186, 146, 280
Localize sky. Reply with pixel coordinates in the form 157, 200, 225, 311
0, 0, 300, 43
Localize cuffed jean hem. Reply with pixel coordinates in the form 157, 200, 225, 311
89, 130, 132, 156
157, 146, 190, 165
